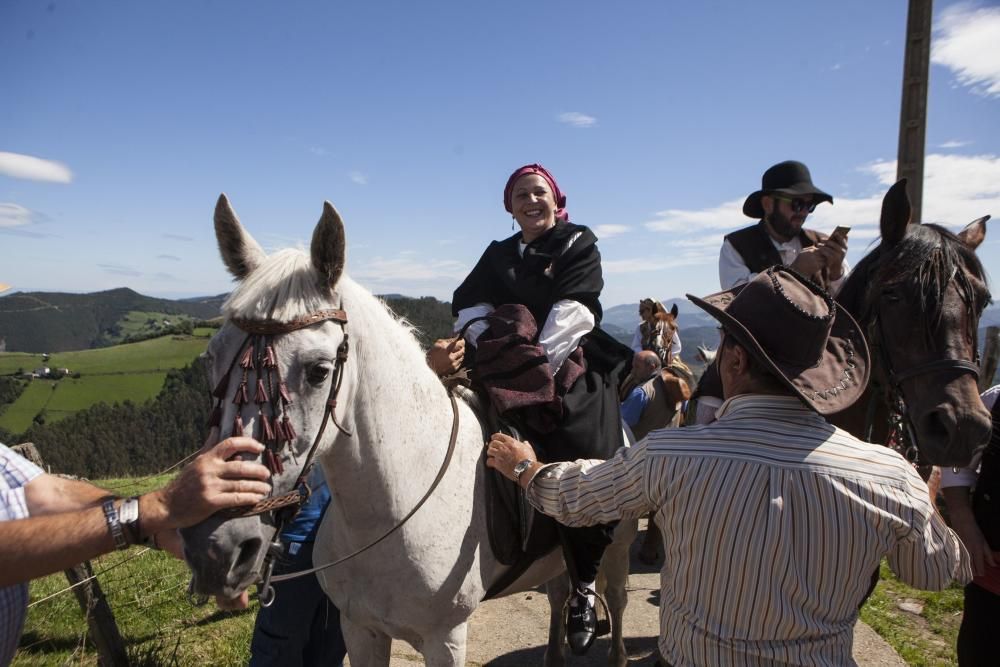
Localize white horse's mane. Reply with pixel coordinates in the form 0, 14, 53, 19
220, 247, 432, 386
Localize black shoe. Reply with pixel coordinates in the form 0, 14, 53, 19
566, 590, 597, 656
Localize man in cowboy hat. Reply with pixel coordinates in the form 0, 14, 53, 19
486, 267, 970, 666
720, 160, 848, 293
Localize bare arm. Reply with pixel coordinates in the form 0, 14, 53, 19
25, 474, 109, 516
0, 437, 271, 587
942, 485, 997, 577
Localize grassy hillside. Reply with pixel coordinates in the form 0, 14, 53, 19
0, 335, 210, 435
0, 288, 225, 352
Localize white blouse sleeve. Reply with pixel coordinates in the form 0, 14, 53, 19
538, 299, 596, 373
453, 303, 494, 346
631, 324, 642, 353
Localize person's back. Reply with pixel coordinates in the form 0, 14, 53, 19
645, 395, 963, 665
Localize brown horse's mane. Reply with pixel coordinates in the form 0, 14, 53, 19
837, 224, 990, 341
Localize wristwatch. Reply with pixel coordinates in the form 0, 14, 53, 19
512, 458, 534, 483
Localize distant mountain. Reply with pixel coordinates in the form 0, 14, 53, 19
0, 288, 225, 353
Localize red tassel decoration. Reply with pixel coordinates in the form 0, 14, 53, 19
212, 374, 230, 399
278, 382, 292, 404
239, 344, 255, 370
207, 404, 222, 429
264, 448, 277, 473
270, 415, 284, 443
281, 415, 297, 441
232, 413, 244, 436
255, 379, 268, 404
234, 380, 249, 406
261, 411, 275, 442
273, 450, 284, 474
264, 345, 277, 368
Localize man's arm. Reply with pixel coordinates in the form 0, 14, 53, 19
942, 485, 997, 577
719, 239, 753, 290
887, 466, 972, 590
486, 432, 652, 527
0, 437, 271, 587
620, 387, 648, 428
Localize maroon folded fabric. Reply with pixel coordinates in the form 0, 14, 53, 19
475, 304, 585, 433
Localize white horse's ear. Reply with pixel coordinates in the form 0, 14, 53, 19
880, 179, 912, 247
311, 201, 346, 292
215, 194, 267, 280
957, 215, 989, 250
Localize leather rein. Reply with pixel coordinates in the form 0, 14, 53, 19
865, 287, 983, 465
205, 306, 461, 607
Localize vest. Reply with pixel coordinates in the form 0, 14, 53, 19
725, 221, 823, 275
973, 398, 1000, 550
631, 374, 681, 441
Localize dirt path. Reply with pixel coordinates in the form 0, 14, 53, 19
351, 526, 906, 666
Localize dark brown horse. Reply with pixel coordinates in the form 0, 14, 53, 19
831, 179, 992, 467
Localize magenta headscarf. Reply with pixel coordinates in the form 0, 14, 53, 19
502, 163, 570, 222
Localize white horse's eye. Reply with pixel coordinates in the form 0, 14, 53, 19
305, 362, 332, 387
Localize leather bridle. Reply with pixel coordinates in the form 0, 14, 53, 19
197, 305, 461, 608
865, 289, 983, 464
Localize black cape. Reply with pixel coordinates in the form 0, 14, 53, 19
453, 222, 631, 460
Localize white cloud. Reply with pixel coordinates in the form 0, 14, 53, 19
831, 63, 843, 71
309, 146, 328, 156
349, 171, 368, 185
593, 224, 629, 239
351, 256, 468, 285
0, 151, 73, 183
643, 198, 746, 233
932, 3, 1000, 97
0, 202, 32, 228
557, 112, 597, 128
939, 139, 972, 149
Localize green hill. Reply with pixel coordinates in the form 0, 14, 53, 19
0, 288, 226, 352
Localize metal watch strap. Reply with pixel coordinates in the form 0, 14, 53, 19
512, 459, 534, 483
101, 496, 128, 551
118, 496, 141, 545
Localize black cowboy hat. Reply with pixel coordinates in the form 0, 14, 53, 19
743, 160, 833, 219
686, 267, 869, 415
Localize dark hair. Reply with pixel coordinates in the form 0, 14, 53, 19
719, 332, 789, 394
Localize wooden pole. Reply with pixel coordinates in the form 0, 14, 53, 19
980, 326, 1000, 392
11, 443, 130, 667
896, 0, 933, 223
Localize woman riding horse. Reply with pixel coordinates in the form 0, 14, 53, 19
449, 163, 631, 655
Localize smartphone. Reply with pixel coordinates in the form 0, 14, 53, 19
830, 226, 851, 242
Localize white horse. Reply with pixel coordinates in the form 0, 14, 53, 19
181, 196, 636, 667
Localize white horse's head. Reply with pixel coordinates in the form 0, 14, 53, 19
182, 194, 358, 599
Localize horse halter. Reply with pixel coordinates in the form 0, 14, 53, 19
867, 291, 982, 464
195, 307, 350, 606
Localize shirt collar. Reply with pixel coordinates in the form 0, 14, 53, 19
715, 393, 815, 420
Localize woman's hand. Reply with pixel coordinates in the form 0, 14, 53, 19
427, 337, 465, 376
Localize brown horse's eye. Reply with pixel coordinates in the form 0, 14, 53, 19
305, 363, 331, 387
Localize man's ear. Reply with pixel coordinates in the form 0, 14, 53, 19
760, 195, 774, 216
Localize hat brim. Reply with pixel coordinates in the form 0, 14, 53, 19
686, 286, 869, 415
742, 188, 835, 219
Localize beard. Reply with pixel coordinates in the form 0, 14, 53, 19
765, 207, 804, 241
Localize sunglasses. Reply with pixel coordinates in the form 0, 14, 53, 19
771, 194, 817, 214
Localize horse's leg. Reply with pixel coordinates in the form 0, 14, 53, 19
544, 574, 570, 667
599, 519, 636, 667
638, 511, 662, 565
419, 623, 468, 667
340, 615, 392, 667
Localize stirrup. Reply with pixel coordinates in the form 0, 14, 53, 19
562, 587, 612, 638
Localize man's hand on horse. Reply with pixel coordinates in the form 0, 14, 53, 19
427, 337, 465, 376
486, 433, 538, 487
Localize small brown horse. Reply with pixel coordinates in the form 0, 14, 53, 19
830, 179, 992, 467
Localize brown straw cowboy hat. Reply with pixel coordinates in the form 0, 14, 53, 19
743, 160, 833, 219
686, 267, 869, 414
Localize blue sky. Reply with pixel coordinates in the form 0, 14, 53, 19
2, 0, 999, 309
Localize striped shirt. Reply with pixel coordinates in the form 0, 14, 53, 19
1, 443, 44, 666
528, 395, 971, 666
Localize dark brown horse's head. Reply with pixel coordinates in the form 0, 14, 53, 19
836, 180, 992, 467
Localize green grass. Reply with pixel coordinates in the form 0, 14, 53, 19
16, 473, 259, 666
0, 336, 210, 435
116, 311, 189, 338
860, 561, 964, 666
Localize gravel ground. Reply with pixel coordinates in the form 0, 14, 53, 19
351, 524, 906, 666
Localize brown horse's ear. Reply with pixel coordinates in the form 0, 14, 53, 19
957, 215, 989, 250
670, 303, 679, 319
880, 179, 912, 246
215, 194, 266, 280
310, 201, 346, 292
